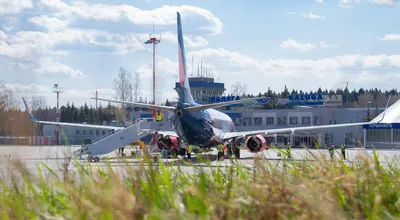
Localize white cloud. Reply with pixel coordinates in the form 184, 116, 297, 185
28, 15, 70, 31
187, 48, 400, 96
188, 48, 260, 70
50, 50, 69, 56
33, 57, 85, 78
0, 30, 6, 41
301, 12, 325, 20
2, 25, 14, 32
39, 0, 223, 35
183, 36, 209, 48
138, 32, 208, 48
5, 83, 116, 107
5, 83, 50, 94
316, 0, 324, 3
136, 55, 178, 76
0, 40, 33, 58
135, 55, 180, 103
18, 62, 35, 70
0, 28, 144, 59
337, 0, 361, 8
368, 0, 395, 5
189, 48, 400, 76
0, 0, 33, 15
286, 11, 325, 20
378, 34, 400, 41
319, 41, 339, 48
280, 39, 316, 52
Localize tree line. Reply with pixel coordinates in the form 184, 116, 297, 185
59, 102, 126, 125
230, 82, 400, 109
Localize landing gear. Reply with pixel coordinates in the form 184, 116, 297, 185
87, 152, 100, 162
89, 156, 100, 162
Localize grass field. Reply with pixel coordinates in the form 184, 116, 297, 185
0, 149, 400, 219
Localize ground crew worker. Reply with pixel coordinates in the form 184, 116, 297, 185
187, 144, 193, 160
217, 143, 224, 161
161, 147, 169, 158
233, 139, 240, 159
118, 146, 125, 156
328, 144, 335, 159
227, 141, 233, 158
286, 142, 292, 160
154, 110, 164, 122
340, 144, 346, 160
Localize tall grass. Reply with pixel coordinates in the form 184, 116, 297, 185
0, 149, 400, 219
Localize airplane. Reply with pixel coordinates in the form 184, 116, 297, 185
23, 12, 400, 160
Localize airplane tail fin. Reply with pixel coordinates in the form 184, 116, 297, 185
22, 97, 37, 122
177, 12, 195, 104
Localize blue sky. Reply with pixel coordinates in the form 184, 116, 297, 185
1, 0, 400, 108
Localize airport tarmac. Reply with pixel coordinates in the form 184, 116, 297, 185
0, 145, 399, 182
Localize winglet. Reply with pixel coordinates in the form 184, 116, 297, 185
22, 97, 37, 122
376, 95, 391, 123
370, 95, 400, 124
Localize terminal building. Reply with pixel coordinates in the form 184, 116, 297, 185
42, 76, 391, 148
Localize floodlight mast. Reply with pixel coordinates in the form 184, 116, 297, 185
144, 27, 161, 116
53, 84, 63, 145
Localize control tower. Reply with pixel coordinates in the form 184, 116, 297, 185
174, 76, 225, 104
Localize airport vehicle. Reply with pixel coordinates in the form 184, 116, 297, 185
23, 12, 400, 160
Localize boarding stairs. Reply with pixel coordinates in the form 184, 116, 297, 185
76, 120, 152, 160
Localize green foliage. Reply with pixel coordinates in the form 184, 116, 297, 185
1, 150, 400, 219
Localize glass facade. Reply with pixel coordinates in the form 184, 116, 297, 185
364, 125, 400, 149
254, 117, 262, 126
314, 116, 323, 125
302, 116, 311, 125
266, 117, 274, 125
289, 117, 298, 125
278, 117, 286, 125
367, 129, 391, 142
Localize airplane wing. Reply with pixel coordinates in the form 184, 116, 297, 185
222, 95, 399, 140
22, 97, 123, 130
222, 121, 372, 140
139, 128, 178, 137
91, 97, 175, 112
185, 97, 268, 112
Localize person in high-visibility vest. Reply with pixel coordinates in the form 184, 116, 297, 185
119, 146, 125, 156
217, 143, 224, 161
328, 144, 335, 159
187, 144, 193, 160
154, 110, 164, 122
286, 142, 292, 160
340, 144, 346, 160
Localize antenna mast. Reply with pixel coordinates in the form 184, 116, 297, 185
201, 61, 203, 77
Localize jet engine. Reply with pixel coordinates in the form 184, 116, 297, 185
245, 134, 267, 153
157, 135, 179, 151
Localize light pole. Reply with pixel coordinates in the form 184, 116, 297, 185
53, 84, 63, 145
144, 30, 161, 116
367, 101, 372, 121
